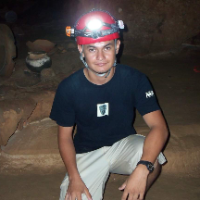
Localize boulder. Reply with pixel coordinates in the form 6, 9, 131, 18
0, 90, 56, 146
0, 24, 16, 77
0, 99, 36, 146
26, 40, 56, 53
27, 91, 55, 124
1, 119, 63, 175
1, 123, 200, 176
135, 125, 200, 176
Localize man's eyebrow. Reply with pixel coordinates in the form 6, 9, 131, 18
86, 45, 96, 48
86, 42, 113, 49
104, 43, 112, 47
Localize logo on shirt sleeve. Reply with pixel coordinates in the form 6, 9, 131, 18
146, 90, 154, 98
97, 103, 109, 117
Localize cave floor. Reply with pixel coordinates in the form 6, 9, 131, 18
0, 172, 199, 200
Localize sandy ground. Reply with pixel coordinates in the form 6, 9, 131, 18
0, 172, 200, 200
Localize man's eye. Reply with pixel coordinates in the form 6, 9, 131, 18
89, 48, 95, 52
105, 46, 111, 50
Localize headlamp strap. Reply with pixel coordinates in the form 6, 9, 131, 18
75, 21, 121, 39
75, 27, 118, 39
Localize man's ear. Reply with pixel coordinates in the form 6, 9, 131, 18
77, 45, 84, 57
116, 40, 121, 54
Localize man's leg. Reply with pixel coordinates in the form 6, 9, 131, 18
60, 147, 110, 200
146, 160, 161, 190
106, 134, 166, 191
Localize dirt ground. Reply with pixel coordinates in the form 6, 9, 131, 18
0, 173, 200, 200
0, 20, 200, 199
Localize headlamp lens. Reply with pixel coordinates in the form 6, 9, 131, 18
87, 19, 102, 31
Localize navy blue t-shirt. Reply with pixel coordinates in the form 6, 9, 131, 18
50, 64, 160, 153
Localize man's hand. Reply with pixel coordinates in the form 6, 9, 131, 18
65, 177, 92, 200
118, 165, 149, 200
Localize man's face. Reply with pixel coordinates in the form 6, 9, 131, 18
78, 40, 120, 74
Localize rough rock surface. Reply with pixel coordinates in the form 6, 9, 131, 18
135, 125, 200, 177
27, 91, 55, 124
0, 89, 56, 146
0, 24, 16, 77
0, 98, 36, 146
64, 0, 200, 56
1, 119, 64, 174
1, 120, 200, 177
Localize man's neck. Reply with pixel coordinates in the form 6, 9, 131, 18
84, 67, 115, 85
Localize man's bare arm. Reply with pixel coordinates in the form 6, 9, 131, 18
58, 126, 79, 180
119, 110, 168, 200
140, 110, 168, 163
58, 126, 92, 200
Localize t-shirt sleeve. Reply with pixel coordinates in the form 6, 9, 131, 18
134, 74, 160, 116
50, 81, 75, 127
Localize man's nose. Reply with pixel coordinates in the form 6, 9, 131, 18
96, 50, 105, 60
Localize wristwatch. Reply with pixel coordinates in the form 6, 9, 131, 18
137, 160, 154, 173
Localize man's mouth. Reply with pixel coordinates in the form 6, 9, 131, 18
95, 63, 107, 66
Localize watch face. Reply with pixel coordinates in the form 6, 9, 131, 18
137, 160, 154, 172
147, 163, 154, 172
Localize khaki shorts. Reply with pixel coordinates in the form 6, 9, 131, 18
60, 134, 166, 200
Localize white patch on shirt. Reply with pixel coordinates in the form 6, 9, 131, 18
97, 103, 109, 117
146, 90, 154, 98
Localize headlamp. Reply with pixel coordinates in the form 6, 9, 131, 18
87, 19, 102, 31
117, 20, 124, 29
65, 16, 124, 39
66, 26, 74, 37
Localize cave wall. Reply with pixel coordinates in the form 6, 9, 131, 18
64, 0, 200, 55
1, 0, 200, 56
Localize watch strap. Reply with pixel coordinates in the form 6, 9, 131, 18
137, 160, 154, 173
